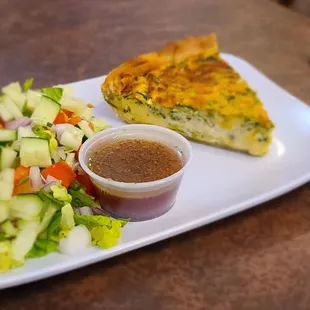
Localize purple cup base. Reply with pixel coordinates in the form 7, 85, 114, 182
94, 184, 180, 221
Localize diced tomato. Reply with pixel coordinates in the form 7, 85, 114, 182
63, 109, 73, 118
0, 119, 4, 129
54, 109, 81, 126
67, 115, 82, 126
14, 166, 30, 186
75, 146, 81, 161
13, 179, 35, 195
54, 110, 69, 124
41, 161, 76, 188
76, 173, 95, 196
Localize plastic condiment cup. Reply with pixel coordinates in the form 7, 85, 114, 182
79, 124, 193, 221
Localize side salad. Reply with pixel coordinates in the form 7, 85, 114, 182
0, 79, 127, 273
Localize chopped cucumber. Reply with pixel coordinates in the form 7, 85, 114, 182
77, 120, 94, 138
0, 129, 17, 142
65, 153, 75, 167
18, 126, 36, 140
12, 127, 36, 152
12, 221, 40, 262
0, 168, 14, 200
92, 118, 110, 132
0, 105, 14, 122
81, 107, 93, 121
38, 203, 58, 234
0, 201, 10, 223
60, 125, 84, 151
0, 181, 14, 200
60, 95, 86, 115
61, 203, 75, 230
2, 221, 18, 238
20, 137, 52, 167
50, 149, 61, 163
2, 82, 26, 109
31, 96, 61, 125
11, 194, 44, 221
25, 90, 41, 112
0, 147, 17, 170
3, 97, 23, 119
1, 168, 15, 182
54, 85, 73, 97
11, 140, 20, 152
2, 82, 22, 94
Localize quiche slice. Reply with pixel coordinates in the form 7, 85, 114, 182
101, 33, 274, 156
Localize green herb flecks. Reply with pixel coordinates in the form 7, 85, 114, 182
136, 92, 148, 100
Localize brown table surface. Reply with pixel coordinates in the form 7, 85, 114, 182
1, 0, 310, 309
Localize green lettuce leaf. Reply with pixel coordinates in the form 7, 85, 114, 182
39, 197, 51, 220
60, 203, 75, 231
51, 183, 72, 203
74, 214, 128, 229
38, 190, 64, 208
32, 124, 54, 140
0, 240, 12, 272
70, 180, 83, 191
40, 87, 63, 102
22, 103, 33, 117
0, 233, 7, 241
74, 214, 113, 228
49, 137, 58, 152
23, 78, 34, 92
90, 224, 120, 249
74, 215, 127, 249
45, 211, 62, 242
26, 239, 58, 258
69, 186, 99, 208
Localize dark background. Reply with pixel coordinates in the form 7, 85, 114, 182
1, 0, 310, 309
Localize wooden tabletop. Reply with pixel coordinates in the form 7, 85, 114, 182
2, 0, 310, 309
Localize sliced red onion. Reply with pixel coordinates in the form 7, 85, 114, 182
29, 166, 43, 190
5, 117, 32, 130
41, 174, 46, 183
79, 206, 93, 215
55, 124, 71, 140
25, 117, 33, 125
42, 175, 59, 191
46, 175, 59, 183
92, 207, 108, 215
77, 166, 84, 175
72, 162, 80, 172
42, 181, 57, 192
57, 147, 66, 160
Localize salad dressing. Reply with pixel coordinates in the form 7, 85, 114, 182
88, 139, 182, 183
87, 138, 184, 221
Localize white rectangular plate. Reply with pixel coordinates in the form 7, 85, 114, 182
1, 54, 310, 290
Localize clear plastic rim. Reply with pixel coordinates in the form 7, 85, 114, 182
79, 124, 193, 190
